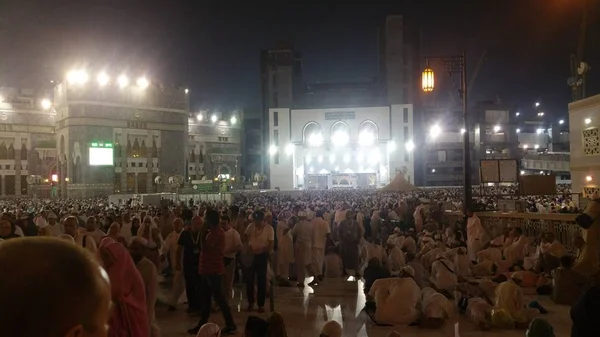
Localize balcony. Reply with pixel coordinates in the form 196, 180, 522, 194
442, 211, 580, 251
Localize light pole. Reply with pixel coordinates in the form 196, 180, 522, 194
422, 50, 472, 215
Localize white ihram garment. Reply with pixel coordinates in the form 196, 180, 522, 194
466, 215, 485, 261
369, 277, 421, 325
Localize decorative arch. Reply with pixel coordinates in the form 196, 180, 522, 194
358, 120, 379, 144
302, 121, 322, 144
330, 120, 350, 134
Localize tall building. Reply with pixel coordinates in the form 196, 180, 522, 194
54, 74, 188, 196
380, 15, 415, 106
569, 94, 600, 195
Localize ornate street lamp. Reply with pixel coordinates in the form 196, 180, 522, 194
421, 67, 435, 92
422, 51, 472, 216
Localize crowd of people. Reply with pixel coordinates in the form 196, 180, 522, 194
0, 185, 597, 337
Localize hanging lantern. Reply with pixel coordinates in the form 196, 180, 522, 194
422, 67, 435, 92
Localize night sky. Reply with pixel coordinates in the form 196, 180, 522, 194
1, 0, 598, 120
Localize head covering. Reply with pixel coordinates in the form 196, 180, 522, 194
58, 234, 75, 244
196, 323, 221, 337
266, 311, 287, 337
320, 320, 342, 337
99, 241, 148, 336
298, 211, 307, 218
526, 318, 554, 337
401, 265, 415, 278
47, 212, 57, 219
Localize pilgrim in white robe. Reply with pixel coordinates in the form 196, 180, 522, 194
369, 277, 421, 325
430, 256, 458, 292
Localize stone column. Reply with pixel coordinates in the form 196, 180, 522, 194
134, 172, 138, 193
14, 160, 21, 196
1, 175, 5, 196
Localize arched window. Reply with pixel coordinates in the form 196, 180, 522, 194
358, 120, 379, 146
330, 121, 350, 147
303, 122, 322, 147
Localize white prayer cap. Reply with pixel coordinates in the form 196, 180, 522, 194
393, 227, 401, 233
35, 217, 48, 228
434, 234, 441, 240
131, 237, 149, 247
320, 320, 342, 337
298, 211, 308, 218
401, 265, 415, 278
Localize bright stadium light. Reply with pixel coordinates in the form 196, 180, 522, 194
285, 143, 293, 155
520, 170, 525, 175
185, 88, 189, 94
308, 133, 323, 147
67, 70, 88, 85
430, 124, 441, 139
405, 140, 415, 152
343, 153, 350, 164
559, 119, 564, 125
536, 128, 543, 134
329, 153, 335, 163
534, 144, 540, 149
585, 118, 592, 125
535, 102, 540, 107
196, 114, 203, 121
230, 116, 237, 125
332, 130, 349, 147
493, 125, 501, 132
516, 128, 521, 133
358, 131, 375, 146
523, 144, 529, 149
211, 115, 218, 123
97, 72, 109, 86
516, 112, 520, 116
318, 155, 323, 163
356, 152, 363, 163
40, 99, 52, 110
117, 74, 129, 88
460, 128, 466, 134
136, 76, 150, 89
306, 154, 312, 164
586, 175, 593, 182
269, 145, 277, 156
371, 152, 380, 164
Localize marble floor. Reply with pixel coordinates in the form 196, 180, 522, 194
156, 277, 572, 336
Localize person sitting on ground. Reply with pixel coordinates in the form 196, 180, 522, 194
476, 242, 503, 264
0, 237, 112, 337
421, 241, 445, 271
454, 246, 472, 281
324, 245, 343, 278
385, 236, 405, 276
320, 320, 342, 337
363, 257, 390, 295
420, 287, 453, 329
405, 252, 425, 289
493, 272, 539, 329
504, 227, 528, 267
368, 265, 421, 325
244, 316, 269, 337
534, 232, 567, 273
430, 253, 458, 296
551, 255, 593, 306
466, 296, 493, 330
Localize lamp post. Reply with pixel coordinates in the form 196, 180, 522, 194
422, 50, 472, 215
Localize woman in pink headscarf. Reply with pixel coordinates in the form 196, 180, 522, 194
98, 237, 149, 337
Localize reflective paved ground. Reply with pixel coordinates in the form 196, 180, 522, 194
156, 277, 572, 336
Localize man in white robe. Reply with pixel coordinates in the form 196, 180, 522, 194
163, 218, 184, 310
454, 247, 472, 280
476, 245, 503, 264
275, 215, 294, 284
46, 213, 63, 237
385, 238, 405, 276
430, 254, 458, 293
493, 273, 539, 327
400, 230, 417, 254
368, 266, 421, 325
120, 212, 133, 243
420, 287, 453, 328
64, 216, 97, 254
504, 227, 529, 266
310, 210, 330, 285
130, 237, 160, 337
466, 210, 485, 261
292, 212, 314, 287
466, 297, 492, 330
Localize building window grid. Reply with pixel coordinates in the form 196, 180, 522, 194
403, 126, 409, 141
273, 111, 279, 127
583, 128, 600, 156
403, 108, 409, 123
274, 130, 279, 146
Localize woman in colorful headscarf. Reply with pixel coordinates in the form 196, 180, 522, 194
98, 238, 149, 337
266, 311, 287, 337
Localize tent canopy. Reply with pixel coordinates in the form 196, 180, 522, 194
380, 173, 418, 193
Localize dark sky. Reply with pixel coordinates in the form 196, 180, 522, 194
1, 0, 598, 119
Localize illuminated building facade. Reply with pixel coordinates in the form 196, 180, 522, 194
268, 105, 414, 190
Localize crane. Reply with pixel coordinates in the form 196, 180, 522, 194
568, 0, 591, 101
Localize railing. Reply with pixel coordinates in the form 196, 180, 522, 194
442, 211, 581, 252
